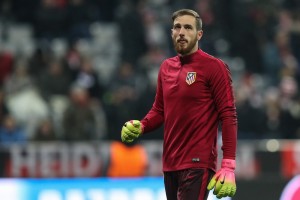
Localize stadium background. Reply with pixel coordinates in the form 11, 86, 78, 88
0, 0, 300, 199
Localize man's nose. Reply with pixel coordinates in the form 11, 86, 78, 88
179, 27, 185, 36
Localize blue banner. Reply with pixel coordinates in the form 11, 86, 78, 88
0, 177, 166, 200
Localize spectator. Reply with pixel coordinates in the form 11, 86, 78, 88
0, 115, 26, 147
263, 87, 282, 138
27, 47, 52, 81
278, 76, 300, 139
62, 85, 106, 141
64, 41, 82, 80
73, 57, 104, 100
234, 73, 266, 139
3, 59, 33, 95
0, 91, 12, 177
0, 50, 13, 86
4, 59, 49, 138
32, 119, 57, 141
105, 141, 148, 177
0, 89, 9, 125
37, 59, 72, 101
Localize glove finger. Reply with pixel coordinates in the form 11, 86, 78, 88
216, 180, 236, 198
214, 182, 223, 196
131, 120, 141, 127
207, 176, 217, 190
225, 173, 236, 197
121, 131, 130, 142
216, 184, 228, 199
121, 132, 134, 143
131, 128, 141, 135
125, 138, 134, 143
121, 128, 135, 142
207, 171, 221, 190
213, 173, 225, 195
126, 123, 140, 134
229, 185, 236, 197
121, 133, 127, 142
123, 127, 139, 139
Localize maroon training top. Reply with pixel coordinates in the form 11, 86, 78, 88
141, 49, 237, 172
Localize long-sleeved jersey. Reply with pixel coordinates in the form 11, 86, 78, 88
141, 49, 237, 172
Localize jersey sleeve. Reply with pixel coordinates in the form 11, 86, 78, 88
140, 63, 165, 133
208, 59, 237, 160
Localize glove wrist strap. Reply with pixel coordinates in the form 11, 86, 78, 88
221, 159, 236, 170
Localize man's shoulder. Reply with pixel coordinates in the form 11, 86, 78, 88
159, 56, 179, 68
199, 50, 224, 64
164, 55, 179, 63
200, 51, 229, 73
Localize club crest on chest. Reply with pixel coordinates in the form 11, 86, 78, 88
186, 72, 196, 85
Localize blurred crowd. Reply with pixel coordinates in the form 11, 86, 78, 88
0, 0, 300, 148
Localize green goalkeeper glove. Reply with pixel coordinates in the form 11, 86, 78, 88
207, 159, 237, 199
121, 120, 143, 143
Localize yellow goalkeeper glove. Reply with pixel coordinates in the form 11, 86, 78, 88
207, 159, 237, 199
121, 120, 143, 143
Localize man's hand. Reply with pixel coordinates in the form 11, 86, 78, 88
121, 120, 143, 143
207, 159, 236, 199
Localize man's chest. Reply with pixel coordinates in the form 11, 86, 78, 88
161, 63, 212, 101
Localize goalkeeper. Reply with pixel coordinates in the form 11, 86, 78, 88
121, 9, 237, 200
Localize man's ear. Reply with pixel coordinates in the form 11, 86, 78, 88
197, 30, 203, 41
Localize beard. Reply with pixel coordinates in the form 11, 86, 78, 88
173, 35, 198, 55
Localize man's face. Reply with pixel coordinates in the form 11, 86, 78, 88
171, 15, 203, 56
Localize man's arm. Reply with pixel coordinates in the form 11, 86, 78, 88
209, 59, 237, 159
207, 59, 237, 199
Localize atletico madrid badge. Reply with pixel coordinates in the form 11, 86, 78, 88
186, 72, 196, 85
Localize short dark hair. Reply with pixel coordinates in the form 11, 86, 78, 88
172, 9, 202, 30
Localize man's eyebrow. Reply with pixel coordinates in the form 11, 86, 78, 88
173, 23, 193, 27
